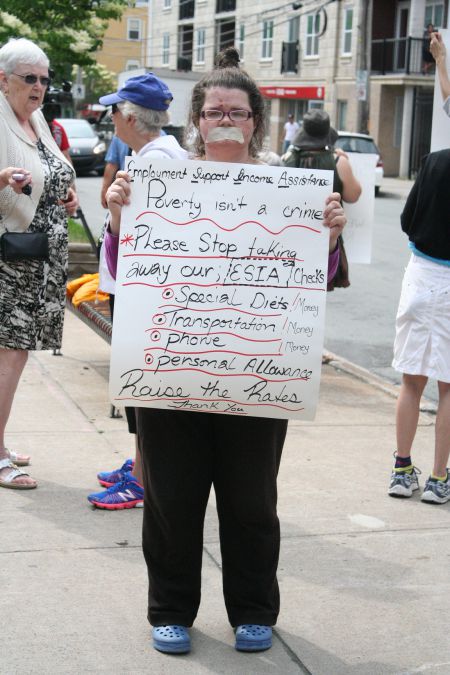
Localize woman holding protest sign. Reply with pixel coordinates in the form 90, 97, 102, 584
105, 47, 346, 655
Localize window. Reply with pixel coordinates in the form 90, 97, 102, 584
162, 32, 170, 65
305, 13, 319, 57
425, 2, 444, 28
127, 18, 141, 41
179, 0, 195, 20
195, 28, 206, 64
215, 18, 235, 53
288, 16, 300, 42
178, 24, 193, 71
337, 100, 348, 130
216, 0, 236, 11
261, 20, 274, 60
163, 0, 171, 7
237, 23, 245, 61
342, 8, 353, 55
126, 60, 141, 71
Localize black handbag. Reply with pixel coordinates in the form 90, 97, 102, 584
0, 231, 49, 262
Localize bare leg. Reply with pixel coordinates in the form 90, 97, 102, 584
130, 435, 143, 485
396, 374, 428, 457
433, 381, 450, 477
0, 348, 36, 486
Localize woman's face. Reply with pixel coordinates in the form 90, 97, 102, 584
199, 87, 255, 162
2, 62, 49, 121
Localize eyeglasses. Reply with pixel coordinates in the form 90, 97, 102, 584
12, 73, 51, 87
111, 103, 120, 115
200, 109, 253, 122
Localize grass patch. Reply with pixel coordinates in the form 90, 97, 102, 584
68, 217, 90, 243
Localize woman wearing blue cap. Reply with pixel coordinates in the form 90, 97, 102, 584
104, 50, 346, 655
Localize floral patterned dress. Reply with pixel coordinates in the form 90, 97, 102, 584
0, 140, 74, 350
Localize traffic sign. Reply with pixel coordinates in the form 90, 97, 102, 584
72, 83, 85, 100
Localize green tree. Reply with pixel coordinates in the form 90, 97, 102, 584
0, 1, 127, 79
81, 62, 116, 103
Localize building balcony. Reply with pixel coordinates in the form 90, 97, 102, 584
371, 36, 433, 76
281, 41, 299, 74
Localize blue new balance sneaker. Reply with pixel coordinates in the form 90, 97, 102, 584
97, 458, 134, 487
88, 473, 144, 510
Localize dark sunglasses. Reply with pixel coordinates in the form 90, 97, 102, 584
12, 73, 51, 87
111, 103, 119, 114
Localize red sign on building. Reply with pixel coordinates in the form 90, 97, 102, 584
259, 85, 324, 100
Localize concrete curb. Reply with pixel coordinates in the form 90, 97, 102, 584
323, 350, 438, 416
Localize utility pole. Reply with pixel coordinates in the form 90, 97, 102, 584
356, 0, 373, 133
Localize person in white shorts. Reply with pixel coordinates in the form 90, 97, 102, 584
389, 149, 450, 504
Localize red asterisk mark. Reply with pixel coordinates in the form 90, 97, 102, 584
120, 233, 135, 247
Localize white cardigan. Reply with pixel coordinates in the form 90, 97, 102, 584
0, 91, 73, 235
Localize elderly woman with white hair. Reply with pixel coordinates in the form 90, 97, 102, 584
0, 38, 77, 489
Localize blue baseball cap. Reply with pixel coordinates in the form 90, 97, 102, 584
99, 73, 173, 111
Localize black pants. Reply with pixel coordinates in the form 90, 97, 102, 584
137, 408, 288, 627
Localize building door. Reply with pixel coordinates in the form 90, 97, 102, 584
395, 1, 409, 70
409, 87, 433, 178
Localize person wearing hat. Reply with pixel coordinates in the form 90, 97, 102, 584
283, 110, 361, 204
282, 110, 361, 291
282, 112, 300, 154
87, 73, 188, 511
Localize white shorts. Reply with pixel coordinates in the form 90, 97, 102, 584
392, 254, 450, 383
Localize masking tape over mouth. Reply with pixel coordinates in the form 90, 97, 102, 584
206, 127, 245, 144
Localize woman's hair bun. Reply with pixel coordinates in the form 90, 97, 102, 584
214, 46, 240, 69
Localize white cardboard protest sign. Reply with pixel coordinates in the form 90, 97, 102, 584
431, 29, 450, 152
109, 158, 332, 420
342, 153, 377, 264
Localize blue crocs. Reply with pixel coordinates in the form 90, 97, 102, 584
235, 624, 272, 652
152, 625, 190, 654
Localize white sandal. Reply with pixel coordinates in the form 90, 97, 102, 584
0, 458, 37, 490
5, 448, 31, 467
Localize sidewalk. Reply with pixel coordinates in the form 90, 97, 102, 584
2, 309, 449, 675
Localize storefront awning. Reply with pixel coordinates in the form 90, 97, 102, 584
259, 85, 324, 99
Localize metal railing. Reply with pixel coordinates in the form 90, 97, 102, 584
371, 36, 433, 75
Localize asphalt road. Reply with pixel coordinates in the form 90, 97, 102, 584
75, 175, 438, 404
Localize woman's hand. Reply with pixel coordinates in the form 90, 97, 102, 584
60, 186, 79, 216
323, 192, 346, 253
0, 167, 32, 194
105, 170, 131, 236
430, 32, 446, 63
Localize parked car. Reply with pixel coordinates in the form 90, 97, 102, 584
55, 118, 107, 176
79, 103, 108, 124
334, 131, 384, 195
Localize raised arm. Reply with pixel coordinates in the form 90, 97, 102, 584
430, 33, 450, 102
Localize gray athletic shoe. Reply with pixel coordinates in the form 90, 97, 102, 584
388, 467, 420, 498
421, 471, 450, 504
